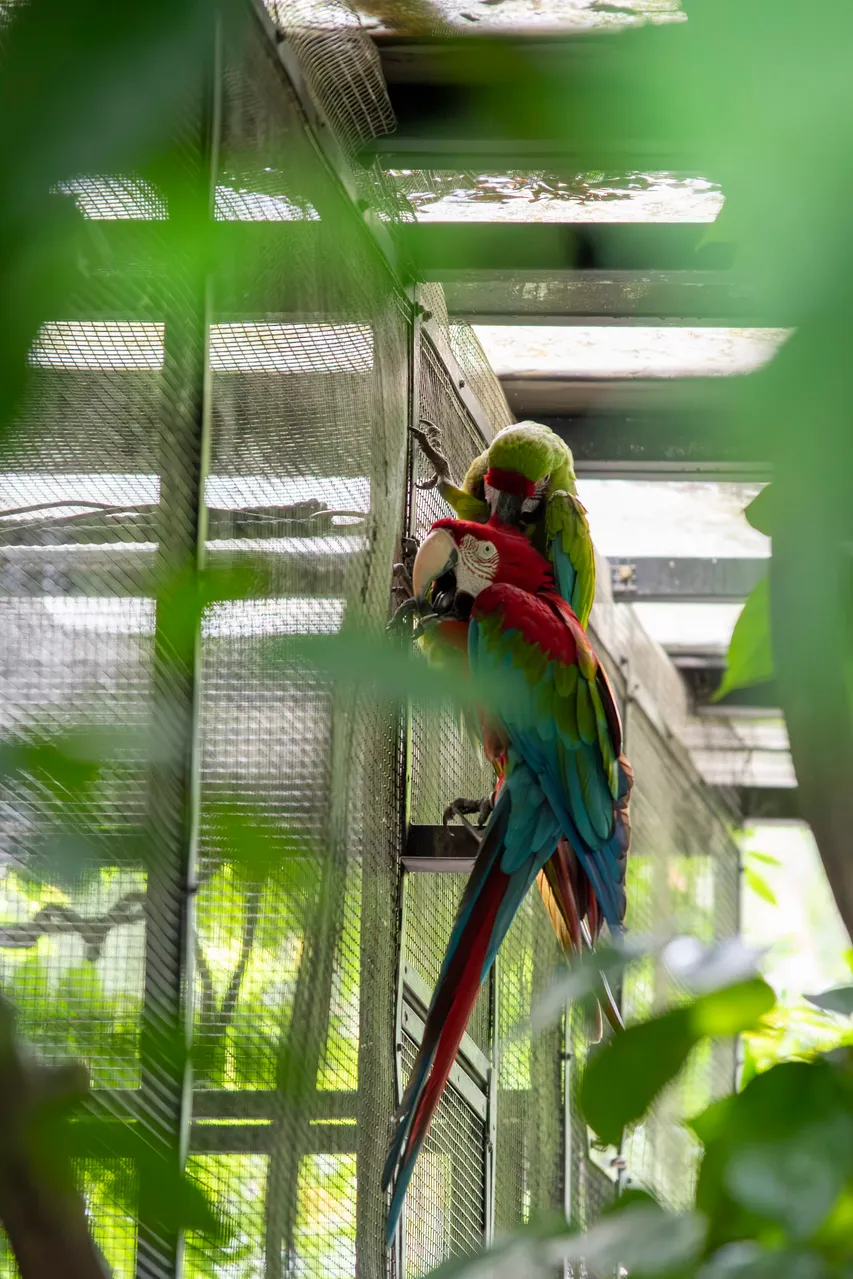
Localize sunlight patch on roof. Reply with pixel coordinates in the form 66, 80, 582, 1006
398, 171, 722, 223
474, 326, 791, 378
361, 0, 683, 33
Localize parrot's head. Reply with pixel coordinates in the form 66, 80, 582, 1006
484, 422, 578, 525
412, 517, 553, 622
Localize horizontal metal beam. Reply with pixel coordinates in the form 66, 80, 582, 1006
442, 271, 776, 328
541, 412, 771, 481
397, 222, 732, 276
72, 1088, 360, 1155
369, 28, 702, 173
497, 374, 771, 479
610, 557, 766, 603
736, 786, 801, 822
58, 222, 408, 314
501, 375, 741, 416
374, 30, 646, 85
674, 660, 780, 711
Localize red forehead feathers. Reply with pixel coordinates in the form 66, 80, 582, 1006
484, 467, 536, 498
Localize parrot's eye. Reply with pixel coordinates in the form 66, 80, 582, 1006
479, 541, 496, 557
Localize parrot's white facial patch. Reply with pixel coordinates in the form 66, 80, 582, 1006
521, 475, 550, 515
456, 534, 499, 598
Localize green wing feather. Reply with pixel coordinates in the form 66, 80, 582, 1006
542, 491, 596, 628
441, 484, 490, 521
471, 606, 625, 925
439, 451, 490, 521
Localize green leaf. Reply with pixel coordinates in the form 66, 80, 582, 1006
690, 980, 776, 1038
698, 1243, 828, 1279
724, 1130, 846, 1239
715, 576, 773, 700
81, 1125, 224, 1240
805, 986, 853, 1016
697, 1059, 853, 1248
689, 1096, 738, 1147
421, 1205, 705, 1279
744, 486, 778, 537
744, 867, 778, 906
582, 981, 774, 1146
581, 1006, 696, 1145
748, 852, 781, 868
568, 1204, 706, 1277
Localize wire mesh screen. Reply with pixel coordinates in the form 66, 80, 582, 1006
0, 8, 408, 1278
620, 700, 740, 1208
403, 872, 491, 1053
0, 189, 188, 1275
401, 1035, 487, 1277
408, 337, 496, 828
418, 284, 514, 438
495, 892, 565, 1233
195, 20, 408, 1279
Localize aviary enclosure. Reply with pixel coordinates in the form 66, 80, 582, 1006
0, 2, 739, 1274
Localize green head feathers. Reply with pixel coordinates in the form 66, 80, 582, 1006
488, 421, 577, 494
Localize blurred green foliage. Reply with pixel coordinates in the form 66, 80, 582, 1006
0, 0, 852, 1270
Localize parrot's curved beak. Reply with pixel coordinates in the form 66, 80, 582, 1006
412, 528, 458, 604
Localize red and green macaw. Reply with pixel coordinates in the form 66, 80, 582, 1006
434, 420, 596, 628
415, 420, 604, 968
384, 516, 632, 1242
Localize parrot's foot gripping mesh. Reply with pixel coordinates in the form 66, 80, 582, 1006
411, 419, 452, 490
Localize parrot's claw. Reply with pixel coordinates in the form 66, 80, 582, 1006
392, 562, 413, 596
411, 419, 452, 491
442, 795, 494, 830
386, 596, 420, 636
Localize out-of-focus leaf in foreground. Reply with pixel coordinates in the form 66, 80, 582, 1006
275, 622, 521, 716
526, 937, 644, 1037
697, 1242, 828, 1279
424, 1202, 705, 1278
696, 1059, 853, 1250
0, 0, 225, 429
582, 980, 775, 1146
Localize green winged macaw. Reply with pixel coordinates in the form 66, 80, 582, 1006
415, 419, 596, 629
384, 516, 632, 1242
411, 419, 604, 969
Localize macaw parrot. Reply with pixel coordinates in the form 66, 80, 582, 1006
417, 419, 596, 629
384, 517, 632, 1243
411, 420, 606, 976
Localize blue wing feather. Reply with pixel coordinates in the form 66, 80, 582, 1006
468, 607, 626, 933
551, 539, 578, 612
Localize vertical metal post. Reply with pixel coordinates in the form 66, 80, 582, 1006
484, 966, 498, 1245
389, 292, 422, 1278
135, 18, 220, 1279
